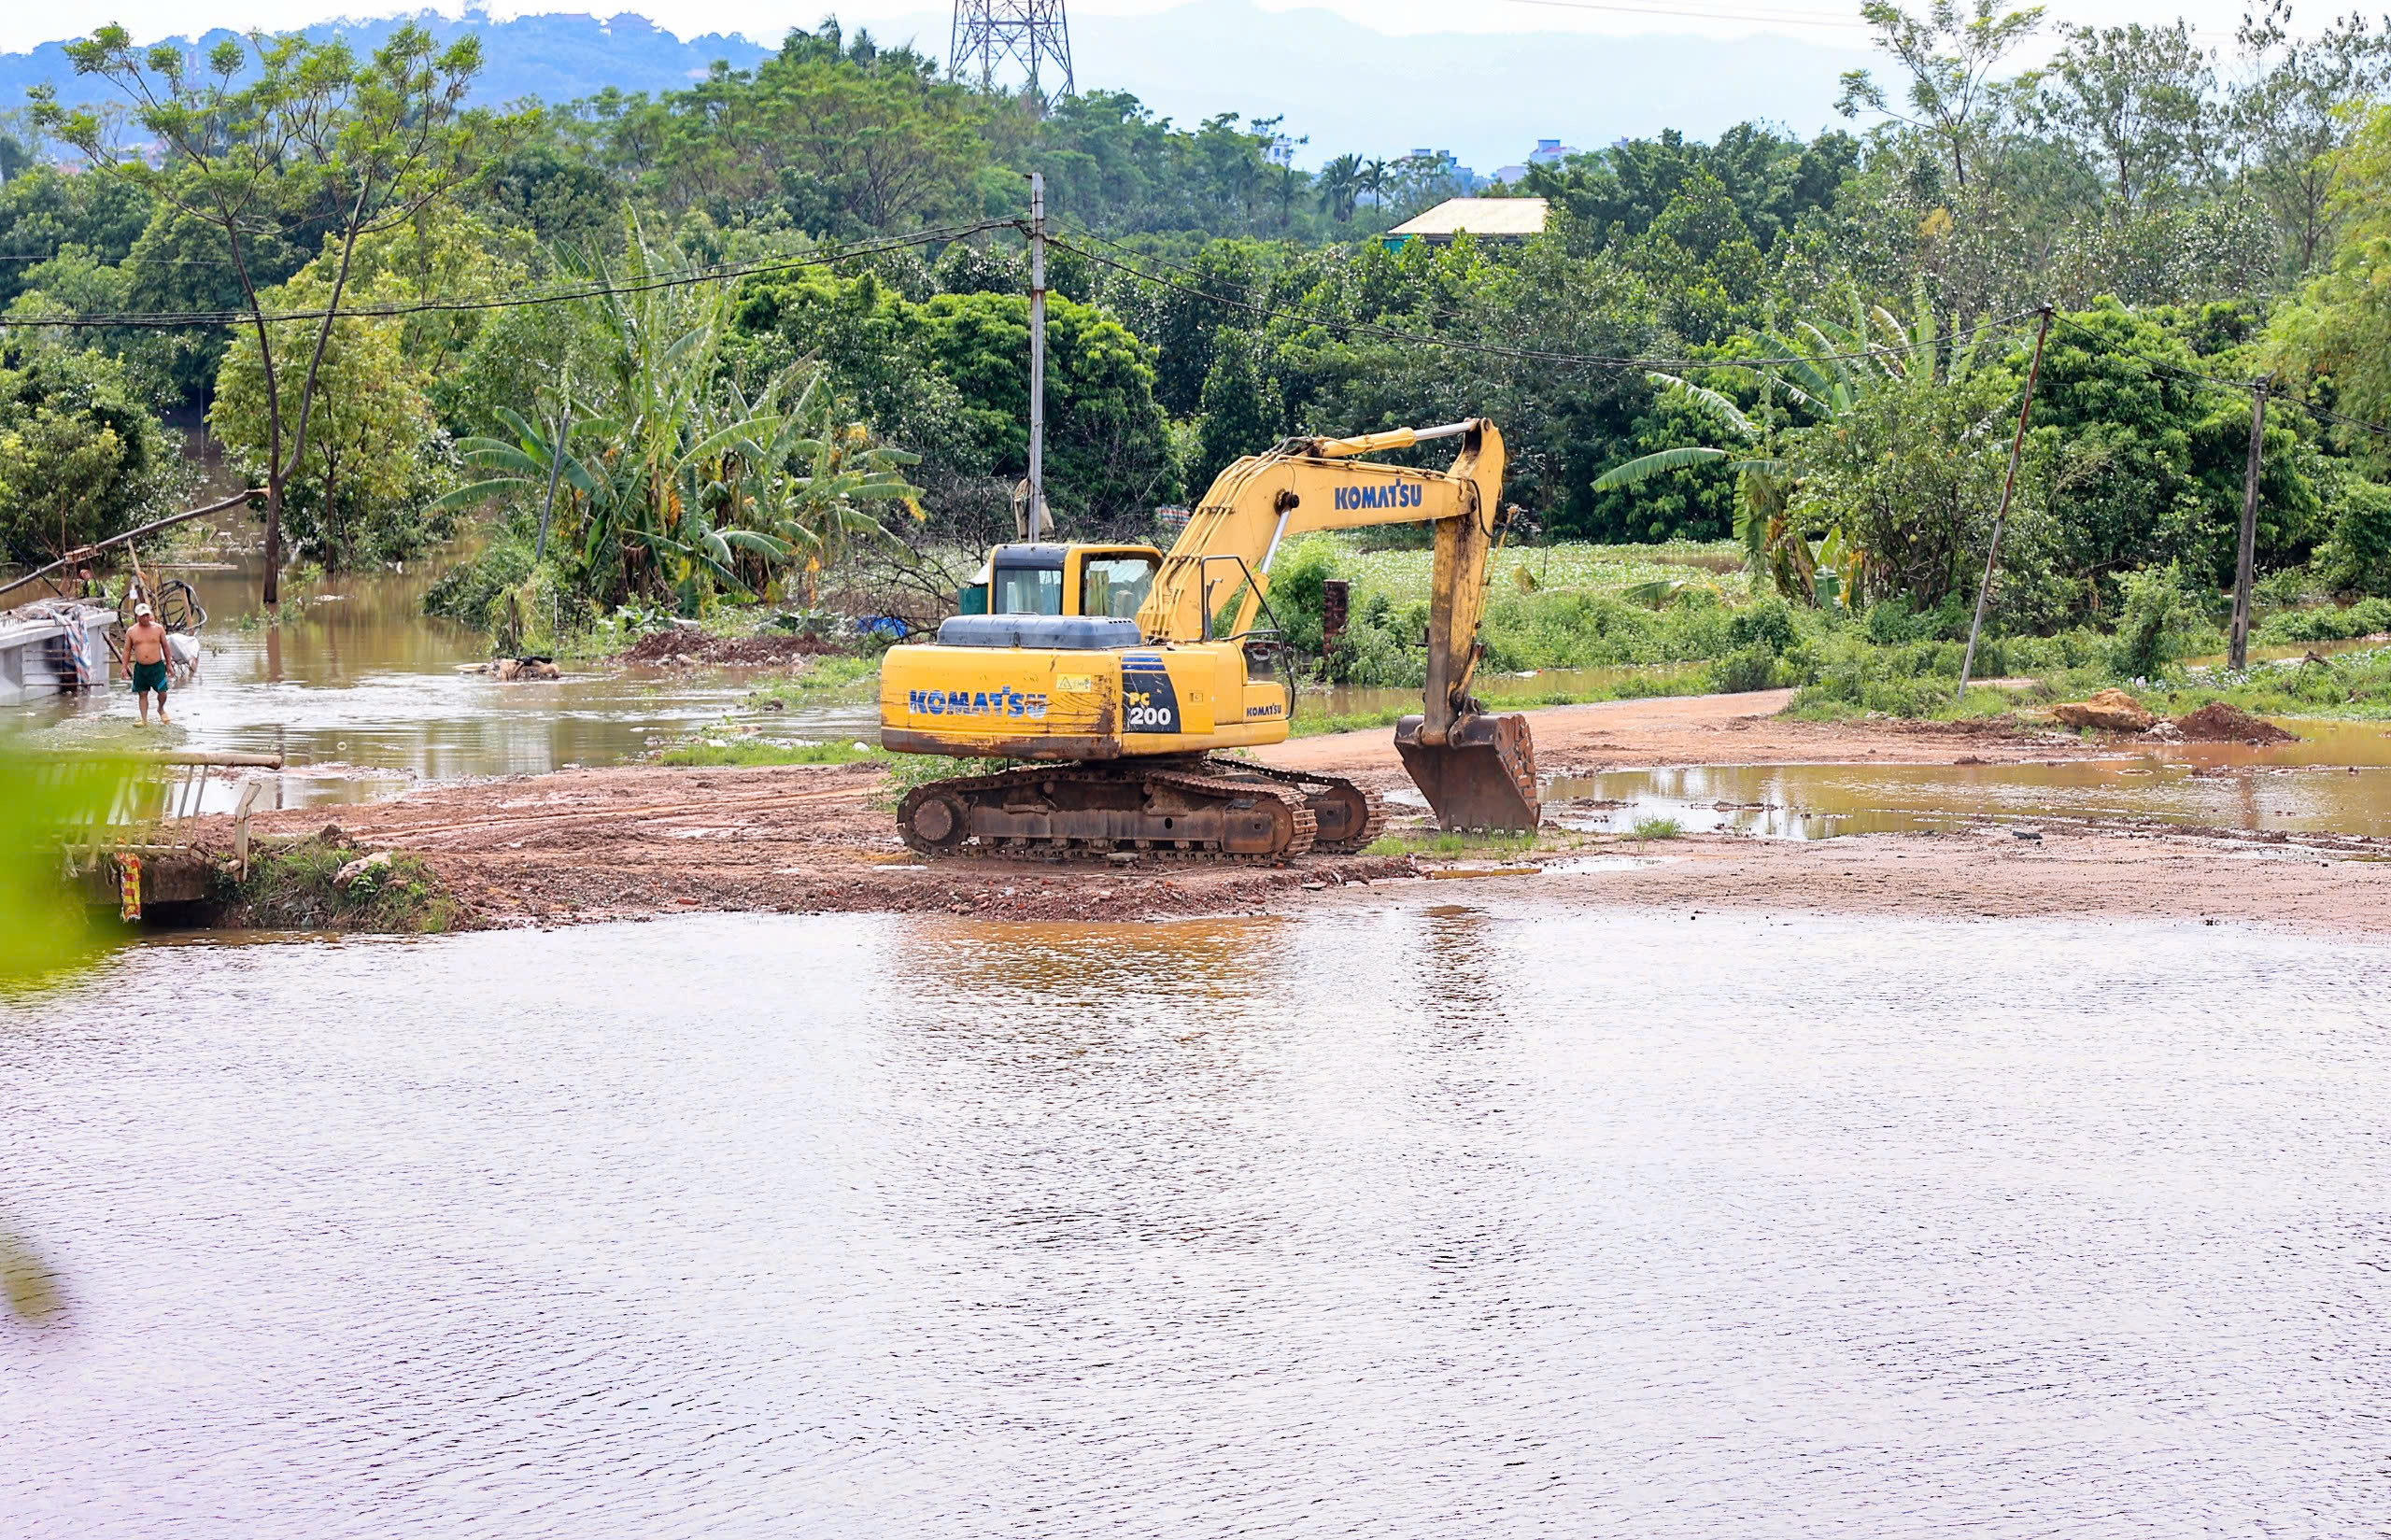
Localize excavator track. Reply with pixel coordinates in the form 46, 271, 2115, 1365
1219, 759, 1389, 853
898, 760, 1317, 862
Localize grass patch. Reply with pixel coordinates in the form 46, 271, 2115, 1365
224, 841, 463, 933
1284, 534, 1754, 609
1782, 682, 2032, 723
654, 739, 887, 767
871, 752, 1018, 809
1781, 643, 2391, 727
748, 654, 883, 706
2140, 644, 2391, 722
1365, 829, 1540, 858
1629, 816, 1684, 841
1288, 668, 1711, 737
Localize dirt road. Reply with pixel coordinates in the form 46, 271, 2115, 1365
206, 690, 2391, 937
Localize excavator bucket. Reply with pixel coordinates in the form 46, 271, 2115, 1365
1394, 712, 1541, 832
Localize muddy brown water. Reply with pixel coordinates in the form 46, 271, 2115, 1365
4, 904, 2388, 1534
1542, 728, 2391, 840
17, 552, 878, 809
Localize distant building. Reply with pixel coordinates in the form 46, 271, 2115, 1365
1383, 197, 1550, 247
1492, 138, 1578, 187
1403, 147, 1478, 188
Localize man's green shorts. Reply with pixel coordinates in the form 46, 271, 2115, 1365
131, 658, 169, 696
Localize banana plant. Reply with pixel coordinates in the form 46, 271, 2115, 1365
1590, 288, 1996, 609
1593, 372, 1833, 602
432, 221, 922, 614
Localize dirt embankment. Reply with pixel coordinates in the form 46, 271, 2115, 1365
189, 689, 2391, 937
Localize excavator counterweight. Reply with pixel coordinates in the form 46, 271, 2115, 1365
877, 418, 1540, 858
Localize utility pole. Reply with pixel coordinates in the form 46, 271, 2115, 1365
1959, 304, 2053, 699
2229, 381, 2267, 671
1026, 171, 1048, 542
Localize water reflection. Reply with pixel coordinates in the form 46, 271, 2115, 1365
1547, 749, 2391, 839
10, 908, 2383, 1533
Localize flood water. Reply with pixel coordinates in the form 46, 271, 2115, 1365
19, 551, 876, 806
1546, 750, 2391, 839
6, 905, 2390, 1535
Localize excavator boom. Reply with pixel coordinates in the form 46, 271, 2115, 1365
1137, 419, 1538, 831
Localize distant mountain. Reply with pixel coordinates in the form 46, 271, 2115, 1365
0, 9, 771, 118
1, 2, 1872, 172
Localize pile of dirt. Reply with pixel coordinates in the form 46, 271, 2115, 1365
622, 629, 841, 666
2052, 688, 2156, 731
2172, 702, 2297, 743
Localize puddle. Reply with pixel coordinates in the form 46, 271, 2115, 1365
1546, 745, 2391, 840
9, 547, 876, 810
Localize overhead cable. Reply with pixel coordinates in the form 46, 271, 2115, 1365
1058, 229, 2042, 372
2047, 309, 2391, 441
0, 219, 1011, 330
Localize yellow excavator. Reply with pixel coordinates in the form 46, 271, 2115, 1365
877, 418, 1539, 859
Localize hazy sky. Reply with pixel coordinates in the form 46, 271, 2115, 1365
3, 0, 2287, 56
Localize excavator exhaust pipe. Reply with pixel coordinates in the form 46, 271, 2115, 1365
1394, 712, 1541, 832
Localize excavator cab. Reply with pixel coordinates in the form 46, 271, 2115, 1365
959, 544, 1164, 620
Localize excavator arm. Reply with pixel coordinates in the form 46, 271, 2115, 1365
1138, 418, 1538, 830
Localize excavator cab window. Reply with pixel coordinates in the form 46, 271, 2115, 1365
992, 561, 1065, 615
1079, 556, 1157, 620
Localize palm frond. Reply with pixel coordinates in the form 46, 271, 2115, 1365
1592, 445, 1732, 489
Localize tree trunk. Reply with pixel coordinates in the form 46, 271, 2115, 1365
262, 475, 284, 606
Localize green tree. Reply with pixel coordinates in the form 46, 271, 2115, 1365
2315, 476, 2391, 594
2231, 0, 2391, 275
3, 246, 183, 403
2264, 103, 2391, 469
0, 163, 153, 310
917, 289, 1177, 531
0, 344, 186, 562
210, 258, 445, 568
1194, 328, 1285, 492
2032, 21, 2217, 219
434, 228, 922, 622
1836, 0, 2047, 191
621, 24, 984, 233
1781, 317, 2019, 609
35, 22, 523, 602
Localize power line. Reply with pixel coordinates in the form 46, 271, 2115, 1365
2046, 309, 2391, 442
0, 219, 1011, 331
1496, 0, 1870, 31
1059, 227, 2041, 372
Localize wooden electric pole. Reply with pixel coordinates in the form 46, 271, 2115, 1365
1026, 171, 1048, 542
1959, 304, 2054, 698
2228, 382, 2267, 671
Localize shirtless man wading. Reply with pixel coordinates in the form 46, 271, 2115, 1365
125, 602, 171, 725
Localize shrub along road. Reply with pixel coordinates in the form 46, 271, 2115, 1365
191, 691, 2391, 936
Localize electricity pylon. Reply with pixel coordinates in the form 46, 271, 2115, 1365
950, 0, 1074, 99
